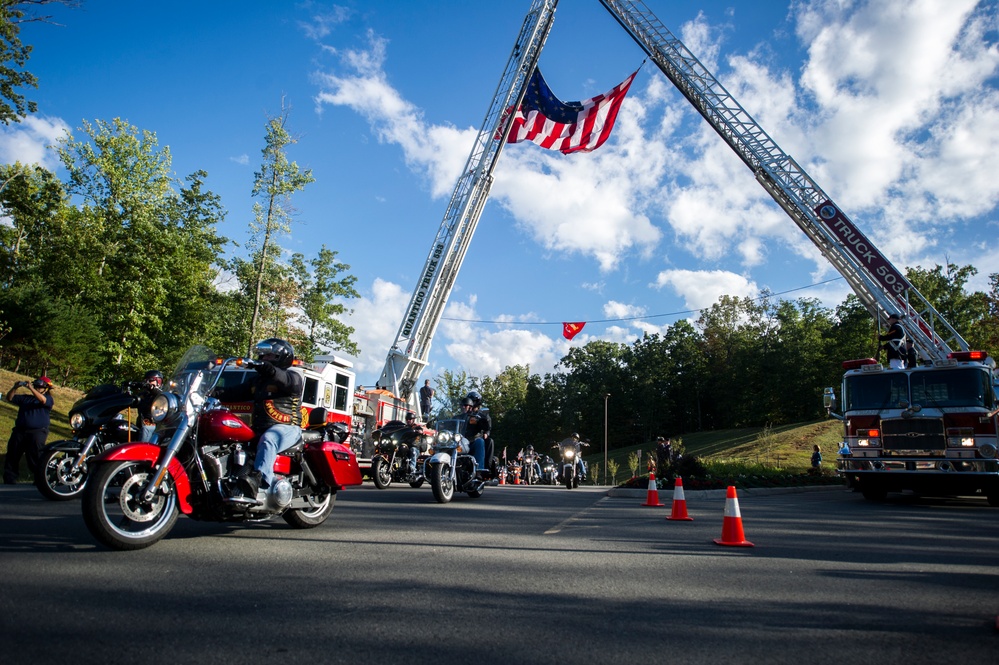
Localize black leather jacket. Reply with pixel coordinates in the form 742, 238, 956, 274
217, 362, 303, 431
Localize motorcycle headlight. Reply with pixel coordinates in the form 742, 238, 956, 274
150, 392, 179, 423
69, 412, 86, 431
437, 431, 453, 445
565, 449, 575, 459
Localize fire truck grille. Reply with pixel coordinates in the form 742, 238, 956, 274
880, 418, 946, 451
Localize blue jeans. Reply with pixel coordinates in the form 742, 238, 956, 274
139, 422, 158, 443
470, 437, 486, 471
408, 445, 420, 475
254, 424, 301, 487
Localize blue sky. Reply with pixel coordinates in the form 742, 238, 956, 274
4, 0, 999, 386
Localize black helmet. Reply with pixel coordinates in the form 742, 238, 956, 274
405, 412, 416, 421
465, 391, 482, 407
144, 370, 163, 384
255, 338, 295, 369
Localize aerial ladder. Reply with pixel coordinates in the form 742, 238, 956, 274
378, 0, 969, 412
597, 0, 969, 361
376, 0, 559, 411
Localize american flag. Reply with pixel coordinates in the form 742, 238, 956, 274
505, 68, 637, 154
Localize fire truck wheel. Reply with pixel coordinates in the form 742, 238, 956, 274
860, 482, 887, 501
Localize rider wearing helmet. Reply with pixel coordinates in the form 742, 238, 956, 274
462, 391, 493, 477
403, 411, 424, 478
215, 338, 304, 499
136, 370, 164, 442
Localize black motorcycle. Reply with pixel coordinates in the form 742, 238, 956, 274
540, 454, 559, 485
370, 420, 432, 489
555, 437, 589, 489
35, 383, 144, 500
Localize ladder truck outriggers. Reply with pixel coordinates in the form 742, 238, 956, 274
374, 0, 999, 503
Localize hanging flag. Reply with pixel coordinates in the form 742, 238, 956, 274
505, 68, 638, 154
563, 322, 586, 340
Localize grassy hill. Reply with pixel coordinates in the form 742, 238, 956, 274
582, 419, 844, 485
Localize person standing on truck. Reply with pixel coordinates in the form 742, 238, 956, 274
3, 376, 54, 484
878, 313, 906, 369
419, 379, 434, 420
903, 339, 918, 368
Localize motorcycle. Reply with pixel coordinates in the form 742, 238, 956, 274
80, 345, 362, 551
520, 448, 542, 486
370, 420, 433, 489
540, 454, 559, 485
555, 437, 589, 489
426, 417, 487, 503
35, 383, 144, 501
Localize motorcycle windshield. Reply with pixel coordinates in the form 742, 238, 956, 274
167, 345, 223, 403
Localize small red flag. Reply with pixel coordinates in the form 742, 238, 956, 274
563, 322, 585, 340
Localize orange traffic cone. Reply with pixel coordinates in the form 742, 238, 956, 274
499, 465, 506, 485
714, 485, 753, 547
641, 472, 665, 507
513, 465, 521, 485
666, 477, 694, 521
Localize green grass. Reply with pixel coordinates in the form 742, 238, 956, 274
583, 419, 844, 486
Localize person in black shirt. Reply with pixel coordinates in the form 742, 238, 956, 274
3, 376, 54, 484
214, 338, 303, 499
878, 313, 905, 369
462, 391, 493, 476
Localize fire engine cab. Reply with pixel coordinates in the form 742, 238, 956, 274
827, 352, 999, 504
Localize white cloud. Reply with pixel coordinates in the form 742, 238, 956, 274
653, 269, 759, 310
0, 115, 70, 171
342, 277, 410, 381
439, 297, 563, 378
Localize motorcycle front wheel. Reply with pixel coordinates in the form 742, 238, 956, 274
430, 463, 454, 503
35, 444, 88, 501
372, 457, 393, 489
81, 460, 178, 551
564, 473, 574, 490
283, 491, 336, 528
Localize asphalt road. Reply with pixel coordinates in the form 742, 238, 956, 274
0, 482, 996, 664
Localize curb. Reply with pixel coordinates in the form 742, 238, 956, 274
605, 484, 847, 500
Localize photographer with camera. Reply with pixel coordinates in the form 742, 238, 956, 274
3, 376, 54, 484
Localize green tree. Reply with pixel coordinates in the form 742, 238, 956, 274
290, 246, 360, 361
0, 161, 66, 286
246, 107, 315, 352
906, 263, 990, 352
0, 1, 78, 124
54, 118, 230, 380
432, 369, 475, 418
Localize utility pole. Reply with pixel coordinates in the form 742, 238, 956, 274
604, 393, 610, 486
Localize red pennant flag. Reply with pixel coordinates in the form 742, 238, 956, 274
563, 322, 585, 340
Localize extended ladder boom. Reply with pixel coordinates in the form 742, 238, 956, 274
599, 0, 969, 360
377, 0, 559, 408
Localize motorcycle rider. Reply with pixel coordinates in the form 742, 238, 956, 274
135, 370, 163, 442
214, 338, 303, 499
522, 444, 541, 483
462, 391, 493, 477
403, 411, 423, 479
559, 433, 588, 481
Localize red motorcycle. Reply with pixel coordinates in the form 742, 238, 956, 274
81, 345, 362, 550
